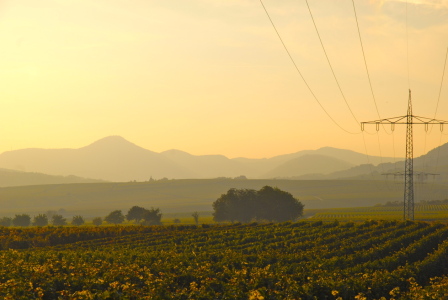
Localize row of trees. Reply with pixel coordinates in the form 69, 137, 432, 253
0, 206, 162, 227
2, 185, 300, 227
213, 186, 304, 223
0, 214, 86, 227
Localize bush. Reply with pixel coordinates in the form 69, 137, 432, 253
105, 210, 125, 225
33, 214, 48, 227
12, 214, 31, 227
0, 217, 12, 227
71, 215, 85, 226
126, 206, 147, 223
92, 217, 103, 226
141, 208, 162, 226
213, 186, 304, 223
52, 214, 67, 226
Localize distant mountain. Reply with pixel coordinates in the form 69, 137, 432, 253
233, 147, 400, 178
0, 135, 412, 183
0, 168, 102, 187
161, 149, 255, 178
262, 154, 354, 178
0, 136, 194, 182
255, 147, 396, 167
310, 142, 448, 181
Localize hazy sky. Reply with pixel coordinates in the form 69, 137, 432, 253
0, 0, 447, 159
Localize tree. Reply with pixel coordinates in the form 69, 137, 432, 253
52, 214, 67, 226
126, 206, 147, 223
92, 217, 103, 226
256, 186, 304, 222
71, 215, 85, 226
12, 214, 31, 227
173, 218, 181, 224
212, 186, 304, 223
105, 210, 125, 224
192, 211, 199, 225
33, 214, 48, 226
141, 208, 162, 225
0, 217, 12, 227
213, 188, 258, 223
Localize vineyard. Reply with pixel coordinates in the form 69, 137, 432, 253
1, 221, 448, 299
312, 204, 448, 221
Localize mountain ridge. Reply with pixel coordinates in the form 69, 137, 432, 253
0, 135, 408, 183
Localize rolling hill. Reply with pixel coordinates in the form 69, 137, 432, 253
0, 168, 102, 187
0, 136, 404, 183
262, 154, 354, 178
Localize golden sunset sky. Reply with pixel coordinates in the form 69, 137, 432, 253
0, 0, 447, 159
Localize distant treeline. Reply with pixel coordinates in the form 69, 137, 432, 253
0, 205, 164, 228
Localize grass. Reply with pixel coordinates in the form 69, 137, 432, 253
1, 178, 447, 220
312, 204, 448, 221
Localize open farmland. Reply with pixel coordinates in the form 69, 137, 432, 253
312, 204, 448, 221
1, 179, 448, 217
1, 221, 448, 299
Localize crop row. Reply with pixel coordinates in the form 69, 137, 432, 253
1, 220, 448, 299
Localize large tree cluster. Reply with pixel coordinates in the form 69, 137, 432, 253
212, 186, 304, 223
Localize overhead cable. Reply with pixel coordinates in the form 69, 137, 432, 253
305, 0, 360, 126
259, 0, 361, 135
433, 47, 448, 119
351, 0, 392, 135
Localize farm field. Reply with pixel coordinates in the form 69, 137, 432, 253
312, 204, 448, 221
1, 221, 448, 299
1, 179, 448, 217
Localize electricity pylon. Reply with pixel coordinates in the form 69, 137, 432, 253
362, 90, 448, 220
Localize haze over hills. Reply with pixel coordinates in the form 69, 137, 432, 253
0, 135, 408, 183
262, 155, 355, 179
0, 168, 102, 187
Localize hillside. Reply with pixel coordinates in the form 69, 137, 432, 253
0, 168, 102, 187
0, 136, 405, 183
1, 178, 447, 217
262, 154, 354, 178
0, 136, 195, 182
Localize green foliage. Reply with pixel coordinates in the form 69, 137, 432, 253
0, 179, 428, 218
213, 186, 304, 222
141, 207, 162, 225
33, 214, 48, 227
213, 188, 257, 222
105, 210, 125, 224
52, 214, 67, 226
312, 204, 448, 221
0, 217, 12, 227
71, 215, 85, 226
126, 206, 147, 223
191, 211, 199, 225
12, 214, 31, 227
0, 221, 447, 298
92, 217, 103, 226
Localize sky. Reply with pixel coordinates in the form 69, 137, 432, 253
0, 0, 447, 159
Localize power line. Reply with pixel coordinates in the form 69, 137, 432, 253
433, 47, 448, 119
351, 0, 391, 135
304, 0, 360, 125
259, 0, 361, 135
362, 90, 448, 220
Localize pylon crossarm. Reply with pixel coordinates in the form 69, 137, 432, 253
361, 115, 407, 125
362, 116, 448, 125
410, 115, 448, 124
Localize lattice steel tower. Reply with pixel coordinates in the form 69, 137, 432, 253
404, 90, 414, 220
362, 90, 448, 220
